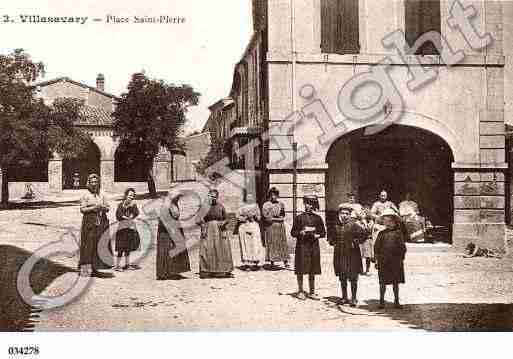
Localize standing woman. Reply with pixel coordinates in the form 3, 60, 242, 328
262, 187, 289, 269
236, 193, 264, 270
156, 193, 191, 280
114, 188, 141, 271
196, 189, 233, 278
79, 173, 111, 277
374, 208, 407, 309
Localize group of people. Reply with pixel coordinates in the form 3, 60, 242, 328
77, 173, 408, 309
291, 191, 407, 309
77, 175, 291, 281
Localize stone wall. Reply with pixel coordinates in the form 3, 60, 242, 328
264, 0, 508, 249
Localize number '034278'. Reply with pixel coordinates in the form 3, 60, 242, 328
8, 346, 40, 356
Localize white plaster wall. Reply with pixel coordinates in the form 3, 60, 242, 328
268, 0, 496, 56
271, 61, 486, 166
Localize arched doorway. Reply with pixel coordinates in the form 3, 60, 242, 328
62, 140, 101, 190
326, 124, 454, 241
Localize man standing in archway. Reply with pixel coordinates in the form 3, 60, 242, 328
371, 190, 398, 219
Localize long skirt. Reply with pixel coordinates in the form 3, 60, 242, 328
156, 221, 191, 279
239, 221, 264, 263
264, 222, 289, 262
199, 221, 234, 274
79, 213, 112, 270
294, 238, 321, 275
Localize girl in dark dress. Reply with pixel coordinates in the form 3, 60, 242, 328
374, 208, 408, 309
114, 188, 140, 271
331, 203, 368, 307
79, 173, 111, 277
290, 195, 326, 300
156, 193, 191, 280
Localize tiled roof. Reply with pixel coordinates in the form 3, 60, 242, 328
77, 104, 113, 126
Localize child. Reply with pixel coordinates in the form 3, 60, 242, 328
374, 208, 407, 309
358, 208, 374, 275
332, 203, 368, 307
114, 188, 140, 271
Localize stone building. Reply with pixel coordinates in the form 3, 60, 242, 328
213, 0, 513, 251
6, 74, 172, 197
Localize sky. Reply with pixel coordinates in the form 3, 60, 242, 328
0, 0, 253, 133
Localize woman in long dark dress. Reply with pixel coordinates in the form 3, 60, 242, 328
114, 188, 141, 271
374, 208, 407, 309
196, 189, 233, 278
79, 173, 111, 277
290, 195, 326, 300
156, 193, 191, 280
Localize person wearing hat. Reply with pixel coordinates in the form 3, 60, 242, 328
196, 189, 233, 278
374, 207, 408, 309
262, 187, 289, 268
370, 190, 399, 220
330, 203, 369, 306
347, 192, 363, 219
290, 195, 326, 300
79, 173, 111, 277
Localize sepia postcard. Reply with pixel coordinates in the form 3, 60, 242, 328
1, 0, 513, 357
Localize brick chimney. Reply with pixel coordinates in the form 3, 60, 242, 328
96, 73, 105, 91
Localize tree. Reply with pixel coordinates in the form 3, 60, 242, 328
112, 72, 200, 197
0, 49, 90, 205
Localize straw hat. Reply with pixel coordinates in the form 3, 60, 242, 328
380, 207, 400, 219
338, 203, 353, 212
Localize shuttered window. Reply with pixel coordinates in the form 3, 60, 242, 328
405, 0, 441, 55
321, 0, 360, 54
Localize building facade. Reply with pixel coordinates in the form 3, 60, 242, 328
4, 75, 172, 198
217, 0, 512, 251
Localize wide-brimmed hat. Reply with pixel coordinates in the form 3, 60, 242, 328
338, 203, 353, 212
380, 207, 400, 219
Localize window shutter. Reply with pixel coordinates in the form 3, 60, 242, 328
338, 0, 360, 54
405, 0, 440, 55
321, 0, 339, 53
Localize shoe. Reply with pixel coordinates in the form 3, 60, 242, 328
307, 293, 321, 301
114, 266, 123, 272
378, 301, 385, 309
338, 297, 349, 305
284, 262, 290, 269
394, 302, 402, 309
350, 299, 358, 307
296, 291, 307, 300
129, 264, 141, 270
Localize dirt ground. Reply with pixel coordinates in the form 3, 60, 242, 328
2, 196, 513, 332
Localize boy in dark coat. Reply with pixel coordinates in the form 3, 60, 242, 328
331, 203, 368, 307
291, 195, 326, 300
374, 208, 407, 309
